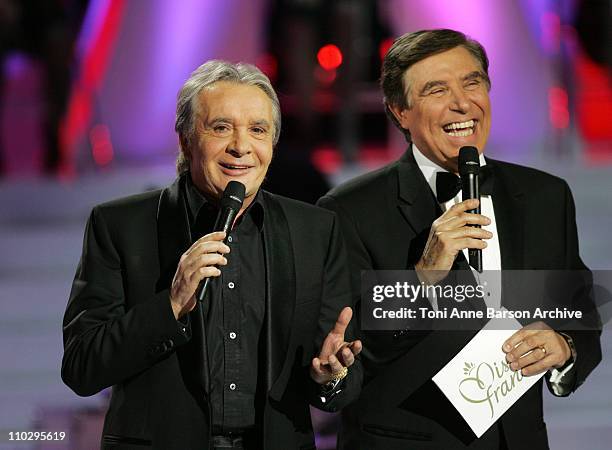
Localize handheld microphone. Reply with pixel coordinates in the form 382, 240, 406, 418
459, 146, 482, 273
196, 181, 246, 302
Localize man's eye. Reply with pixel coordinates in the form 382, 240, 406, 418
430, 89, 445, 96
213, 125, 230, 133
466, 80, 480, 88
251, 127, 267, 134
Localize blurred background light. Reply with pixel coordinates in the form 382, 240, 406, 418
317, 44, 343, 71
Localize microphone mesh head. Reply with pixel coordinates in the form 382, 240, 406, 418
459, 146, 480, 176
221, 181, 246, 209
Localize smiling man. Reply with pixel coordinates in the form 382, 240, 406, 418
318, 29, 600, 449
62, 61, 362, 450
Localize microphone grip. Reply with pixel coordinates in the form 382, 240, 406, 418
462, 173, 483, 273
469, 247, 483, 273
197, 277, 213, 303
196, 207, 238, 302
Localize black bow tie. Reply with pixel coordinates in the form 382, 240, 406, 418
435, 165, 493, 203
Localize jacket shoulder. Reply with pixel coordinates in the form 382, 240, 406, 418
489, 158, 570, 193
92, 188, 164, 222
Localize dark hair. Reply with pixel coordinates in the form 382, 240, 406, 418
381, 29, 490, 139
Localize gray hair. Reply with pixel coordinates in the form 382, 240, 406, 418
381, 29, 491, 140
175, 60, 281, 174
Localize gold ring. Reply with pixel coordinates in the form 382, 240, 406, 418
331, 366, 348, 382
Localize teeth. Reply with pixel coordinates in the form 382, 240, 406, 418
446, 128, 474, 137
443, 119, 475, 131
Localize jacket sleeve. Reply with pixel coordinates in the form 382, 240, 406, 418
308, 210, 363, 412
317, 195, 414, 376
546, 181, 602, 396
61, 206, 191, 396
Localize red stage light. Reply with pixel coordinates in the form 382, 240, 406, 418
311, 146, 342, 174
379, 38, 393, 61
314, 66, 337, 86
317, 44, 343, 71
575, 54, 612, 140
548, 87, 569, 129
59, 0, 126, 178
89, 124, 114, 166
256, 53, 278, 81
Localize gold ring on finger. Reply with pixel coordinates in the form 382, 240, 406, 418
331, 366, 348, 382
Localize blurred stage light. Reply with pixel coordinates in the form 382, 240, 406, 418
379, 38, 393, 61
314, 66, 337, 86
61, 0, 125, 177
317, 44, 343, 71
256, 52, 278, 82
576, 54, 612, 140
311, 146, 342, 174
549, 87, 569, 130
540, 12, 561, 55
89, 124, 114, 166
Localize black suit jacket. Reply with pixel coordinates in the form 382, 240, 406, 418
62, 174, 362, 450
318, 150, 601, 450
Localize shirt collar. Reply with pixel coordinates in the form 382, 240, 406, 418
412, 143, 486, 200
184, 174, 265, 231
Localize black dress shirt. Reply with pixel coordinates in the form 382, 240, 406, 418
185, 176, 265, 434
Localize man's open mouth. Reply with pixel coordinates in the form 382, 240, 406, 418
219, 162, 253, 170
442, 119, 476, 137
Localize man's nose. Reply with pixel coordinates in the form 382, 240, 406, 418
227, 129, 250, 157
449, 88, 470, 113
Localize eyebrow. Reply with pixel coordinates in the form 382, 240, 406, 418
419, 80, 447, 95
207, 118, 271, 128
250, 119, 271, 128
464, 71, 487, 82
207, 117, 232, 126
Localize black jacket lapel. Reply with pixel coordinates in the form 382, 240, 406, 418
157, 175, 191, 290
396, 150, 445, 268
157, 174, 211, 395
261, 192, 297, 401
397, 150, 442, 239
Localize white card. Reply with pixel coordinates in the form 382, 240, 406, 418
432, 313, 545, 438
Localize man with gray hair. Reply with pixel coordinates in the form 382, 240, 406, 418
319, 29, 600, 449
62, 60, 362, 450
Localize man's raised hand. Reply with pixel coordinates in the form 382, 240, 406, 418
310, 307, 362, 385
416, 199, 492, 284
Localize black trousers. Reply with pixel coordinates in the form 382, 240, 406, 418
211, 430, 260, 450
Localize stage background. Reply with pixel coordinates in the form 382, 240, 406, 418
0, 0, 610, 448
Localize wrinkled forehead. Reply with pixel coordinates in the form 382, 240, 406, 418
195, 81, 273, 121
402, 46, 486, 95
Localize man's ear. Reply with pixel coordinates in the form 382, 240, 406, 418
388, 104, 409, 129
